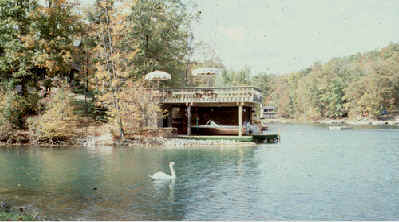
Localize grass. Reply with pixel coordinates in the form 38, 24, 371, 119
0, 211, 36, 221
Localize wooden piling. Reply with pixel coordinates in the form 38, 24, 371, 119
187, 104, 191, 136
238, 104, 243, 137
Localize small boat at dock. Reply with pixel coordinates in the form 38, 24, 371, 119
191, 120, 248, 135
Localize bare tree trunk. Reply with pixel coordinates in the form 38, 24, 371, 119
103, 0, 124, 138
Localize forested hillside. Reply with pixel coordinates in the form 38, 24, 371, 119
216, 43, 399, 121
265, 43, 399, 120
215, 43, 397, 121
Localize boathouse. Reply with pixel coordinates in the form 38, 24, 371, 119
158, 86, 263, 136
260, 105, 277, 119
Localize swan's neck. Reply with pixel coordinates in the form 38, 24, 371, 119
169, 164, 176, 178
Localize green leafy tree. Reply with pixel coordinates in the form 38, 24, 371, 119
26, 0, 82, 84
0, 0, 82, 129
127, 0, 198, 87
216, 66, 252, 87
0, 0, 37, 90
251, 73, 270, 96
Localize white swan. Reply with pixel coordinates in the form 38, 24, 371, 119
150, 162, 176, 180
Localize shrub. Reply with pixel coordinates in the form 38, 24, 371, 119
0, 89, 16, 142
109, 80, 162, 137
0, 117, 14, 142
28, 86, 81, 144
0, 90, 39, 129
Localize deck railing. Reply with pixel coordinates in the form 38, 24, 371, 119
157, 87, 263, 104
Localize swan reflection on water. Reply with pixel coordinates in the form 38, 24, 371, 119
152, 178, 175, 202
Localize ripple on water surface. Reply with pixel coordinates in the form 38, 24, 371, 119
1, 124, 399, 220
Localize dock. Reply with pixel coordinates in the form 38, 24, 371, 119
176, 134, 280, 144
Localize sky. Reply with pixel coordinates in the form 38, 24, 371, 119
78, 0, 399, 74
191, 0, 399, 74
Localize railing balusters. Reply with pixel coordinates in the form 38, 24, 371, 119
158, 87, 262, 104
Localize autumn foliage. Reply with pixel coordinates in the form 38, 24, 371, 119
27, 84, 81, 143
114, 80, 161, 136
265, 43, 399, 120
0, 0, 198, 144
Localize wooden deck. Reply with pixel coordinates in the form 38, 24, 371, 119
157, 87, 263, 104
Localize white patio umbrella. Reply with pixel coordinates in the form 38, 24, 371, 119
144, 70, 171, 88
192, 68, 221, 87
191, 68, 221, 76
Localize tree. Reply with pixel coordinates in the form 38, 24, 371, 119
0, 0, 37, 90
267, 42, 399, 120
0, 0, 82, 128
89, 0, 163, 138
116, 80, 161, 136
89, 0, 133, 138
127, 0, 198, 87
251, 73, 271, 97
26, 0, 82, 85
0, 0, 81, 90
216, 66, 252, 87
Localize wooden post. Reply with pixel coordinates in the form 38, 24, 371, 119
167, 107, 172, 127
238, 104, 243, 136
187, 104, 191, 136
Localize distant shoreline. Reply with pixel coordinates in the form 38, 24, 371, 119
263, 118, 399, 127
0, 134, 257, 148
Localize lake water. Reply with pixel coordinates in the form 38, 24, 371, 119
1, 124, 399, 220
